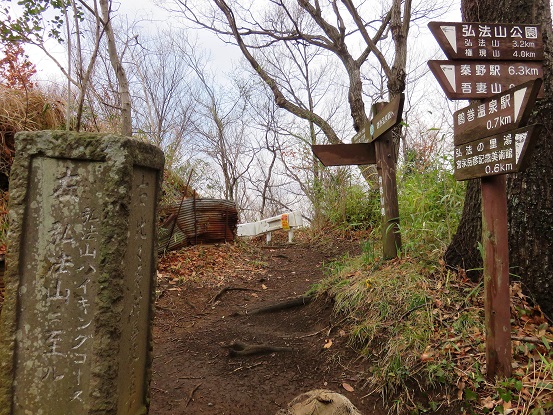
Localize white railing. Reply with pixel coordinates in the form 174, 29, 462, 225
237, 211, 303, 243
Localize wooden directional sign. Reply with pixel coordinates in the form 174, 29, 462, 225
311, 143, 376, 166
367, 94, 405, 143
428, 60, 543, 100
454, 124, 541, 180
428, 22, 543, 61
454, 79, 541, 145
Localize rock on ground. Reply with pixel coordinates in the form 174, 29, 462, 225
276, 389, 363, 415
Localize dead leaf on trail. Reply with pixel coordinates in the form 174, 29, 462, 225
262, 284, 268, 290
420, 352, 433, 361
342, 382, 354, 392
323, 339, 333, 349
481, 396, 496, 409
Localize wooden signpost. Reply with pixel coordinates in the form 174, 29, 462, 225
428, 22, 543, 61
429, 21, 544, 379
454, 124, 542, 181
368, 94, 405, 142
427, 60, 544, 99
312, 94, 404, 259
311, 143, 376, 166
453, 79, 542, 145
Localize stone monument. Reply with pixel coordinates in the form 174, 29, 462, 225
0, 131, 164, 414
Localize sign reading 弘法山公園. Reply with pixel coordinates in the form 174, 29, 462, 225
428, 22, 543, 61
453, 124, 542, 180
453, 78, 542, 145
428, 60, 543, 99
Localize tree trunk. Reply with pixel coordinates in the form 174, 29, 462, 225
445, 0, 553, 317
99, 0, 132, 136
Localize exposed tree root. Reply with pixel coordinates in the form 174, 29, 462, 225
225, 341, 293, 357
210, 286, 260, 304
246, 295, 313, 315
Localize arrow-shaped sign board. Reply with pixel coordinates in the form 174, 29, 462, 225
311, 143, 376, 166
367, 94, 405, 143
428, 22, 544, 61
454, 124, 542, 180
454, 78, 542, 145
428, 60, 543, 100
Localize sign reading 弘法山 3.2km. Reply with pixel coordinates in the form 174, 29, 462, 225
428, 22, 543, 61
453, 79, 542, 145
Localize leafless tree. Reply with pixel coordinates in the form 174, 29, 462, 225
169, 0, 448, 186
1, 0, 132, 135
128, 29, 197, 169
182, 48, 259, 204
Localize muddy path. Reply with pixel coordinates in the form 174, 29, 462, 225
150, 237, 386, 415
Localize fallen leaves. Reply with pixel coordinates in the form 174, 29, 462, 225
428, 280, 553, 414
157, 242, 266, 289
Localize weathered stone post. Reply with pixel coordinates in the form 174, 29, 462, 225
0, 131, 164, 414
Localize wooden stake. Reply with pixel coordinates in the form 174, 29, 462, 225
374, 102, 401, 260
481, 175, 512, 379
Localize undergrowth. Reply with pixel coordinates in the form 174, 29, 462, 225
314, 161, 553, 414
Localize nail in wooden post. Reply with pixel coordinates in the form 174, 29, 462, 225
481, 174, 512, 379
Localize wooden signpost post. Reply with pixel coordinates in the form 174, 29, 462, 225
429, 21, 544, 379
312, 94, 404, 259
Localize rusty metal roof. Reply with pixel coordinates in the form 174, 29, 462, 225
159, 198, 238, 253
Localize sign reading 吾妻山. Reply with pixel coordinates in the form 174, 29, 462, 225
453, 79, 542, 145
428, 22, 543, 61
428, 60, 543, 99
453, 124, 541, 181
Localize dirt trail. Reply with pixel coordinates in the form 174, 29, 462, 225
150, 237, 385, 415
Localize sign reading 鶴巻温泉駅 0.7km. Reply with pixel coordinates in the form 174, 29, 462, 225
428, 22, 544, 61
453, 78, 542, 145
454, 124, 542, 181
428, 60, 543, 100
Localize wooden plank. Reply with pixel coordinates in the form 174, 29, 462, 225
428, 21, 543, 61
428, 60, 543, 100
367, 94, 405, 143
311, 143, 376, 166
454, 79, 541, 145
481, 175, 512, 379
373, 102, 401, 259
454, 124, 542, 181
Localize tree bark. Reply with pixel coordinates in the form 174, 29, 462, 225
99, 0, 132, 136
446, 0, 553, 317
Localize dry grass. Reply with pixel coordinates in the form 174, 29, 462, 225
317, 250, 553, 414
0, 85, 64, 133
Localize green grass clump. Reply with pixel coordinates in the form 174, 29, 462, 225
324, 255, 476, 397
312, 161, 553, 413
397, 158, 465, 257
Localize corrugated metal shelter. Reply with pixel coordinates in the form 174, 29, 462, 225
158, 198, 238, 253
